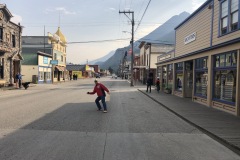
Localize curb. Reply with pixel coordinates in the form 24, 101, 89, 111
138, 89, 240, 156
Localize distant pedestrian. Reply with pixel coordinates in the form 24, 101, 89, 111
87, 79, 110, 113
15, 72, 20, 88
146, 77, 153, 93
15, 72, 22, 88
156, 77, 160, 93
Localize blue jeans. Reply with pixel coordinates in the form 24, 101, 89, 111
95, 96, 107, 110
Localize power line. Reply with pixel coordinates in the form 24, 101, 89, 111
67, 38, 131, 44
135, 0, 152, 33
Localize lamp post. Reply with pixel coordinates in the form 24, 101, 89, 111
122, 30, 134, 86
119, 10, 134, 86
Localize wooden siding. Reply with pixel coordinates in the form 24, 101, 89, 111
157, 43, 240, 67
150, 53, 158, 69
139, 47, 145, 66
212, 0, 240, 45
175, 6, 212, 57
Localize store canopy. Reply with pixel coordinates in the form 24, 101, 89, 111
55, 66, 64, 71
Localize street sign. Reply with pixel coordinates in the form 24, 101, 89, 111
50, 60, 58, 65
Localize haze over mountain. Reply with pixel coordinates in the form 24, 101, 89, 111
88, 50, 115, 65
139, 11, 190, 44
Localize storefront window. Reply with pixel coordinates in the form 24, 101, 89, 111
220, 54, 225, 67
39, 72, 44, 81
213, 70, 236, 103
213, 51, 237, 104
157, 66, 161, 79
195, 57, 208, 97
195, 71, 208, 96
162, 66, 167, 89
175, 63, 183, 92
167, 64, 173, 90
46, 72, 51, 80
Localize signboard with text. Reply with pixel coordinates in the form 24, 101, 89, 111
184, 32, 196, 45
50, 60, 58, 65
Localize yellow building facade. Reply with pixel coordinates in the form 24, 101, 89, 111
48, 27, 68, 82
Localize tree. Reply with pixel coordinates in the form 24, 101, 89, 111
108, 67, 114, 74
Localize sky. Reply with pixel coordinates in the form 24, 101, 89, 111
1, 0, 207, 64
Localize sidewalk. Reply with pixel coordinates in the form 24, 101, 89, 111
136, 82, 240, 155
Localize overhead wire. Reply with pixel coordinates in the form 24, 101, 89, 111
67, 38, 131, 44
134, 0, 152, 34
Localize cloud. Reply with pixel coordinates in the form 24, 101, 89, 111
55, 7, 76, 15
109, 8, 116, 11
11, 14, 22, 24
44, 7, 76, 15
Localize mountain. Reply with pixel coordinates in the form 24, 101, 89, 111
100, 11, 190, 72
88, 50, 115, 65
139, 11, 190, 44
100, 47, 127, 71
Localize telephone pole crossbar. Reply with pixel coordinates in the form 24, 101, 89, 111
119, 10, 134, 87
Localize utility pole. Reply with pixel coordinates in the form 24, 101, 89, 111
119, 10, 134, 87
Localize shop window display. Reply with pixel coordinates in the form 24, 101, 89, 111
213, 51, 237, 104
214, 70, 236, 103
195, 57, 208, 97
167, 64, 173, 90
162, 66, 167, 89
175, 63, 183, 92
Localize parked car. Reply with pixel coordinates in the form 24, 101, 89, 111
96, 74, 100, 78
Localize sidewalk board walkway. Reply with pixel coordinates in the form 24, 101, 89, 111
137, 87, 240, 156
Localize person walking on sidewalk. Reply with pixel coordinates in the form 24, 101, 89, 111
87, 79, 110, 113
156, 77, 160, 93
15, 72, 22, 89
146, 77, 153, 93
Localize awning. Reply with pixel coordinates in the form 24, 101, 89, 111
55, 66, 64, 71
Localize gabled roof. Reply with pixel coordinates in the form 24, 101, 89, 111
66, 65, 85, 71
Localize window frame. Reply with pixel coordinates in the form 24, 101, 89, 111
0, 58, 4, 79
175, 62, 183, 92
219, 0, 240, 36
194, 57, 208, 98
212, 51, 237, 105
12, 34, 16, 48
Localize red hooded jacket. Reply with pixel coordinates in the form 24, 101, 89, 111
89, 83, 109, 97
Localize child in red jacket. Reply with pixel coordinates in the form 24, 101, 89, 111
87, 80, 110, 113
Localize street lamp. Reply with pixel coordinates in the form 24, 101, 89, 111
122, 30, 134, 87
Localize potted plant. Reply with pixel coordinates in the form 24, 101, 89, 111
164, 87, 172, 94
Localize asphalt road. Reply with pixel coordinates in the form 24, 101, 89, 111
0, 77, 239, 160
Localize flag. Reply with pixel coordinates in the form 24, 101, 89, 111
128, 48, 132, 55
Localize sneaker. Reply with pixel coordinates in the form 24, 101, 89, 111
97, 109, 102, 111
103, 110, 107, 113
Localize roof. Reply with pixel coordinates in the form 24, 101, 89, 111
0, 4, 13, 18
66, 65, 85, 71
55, 27, 67, 44
175, 0, 212, 30
22, 36, 49, 45
37, 51, 52, 58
